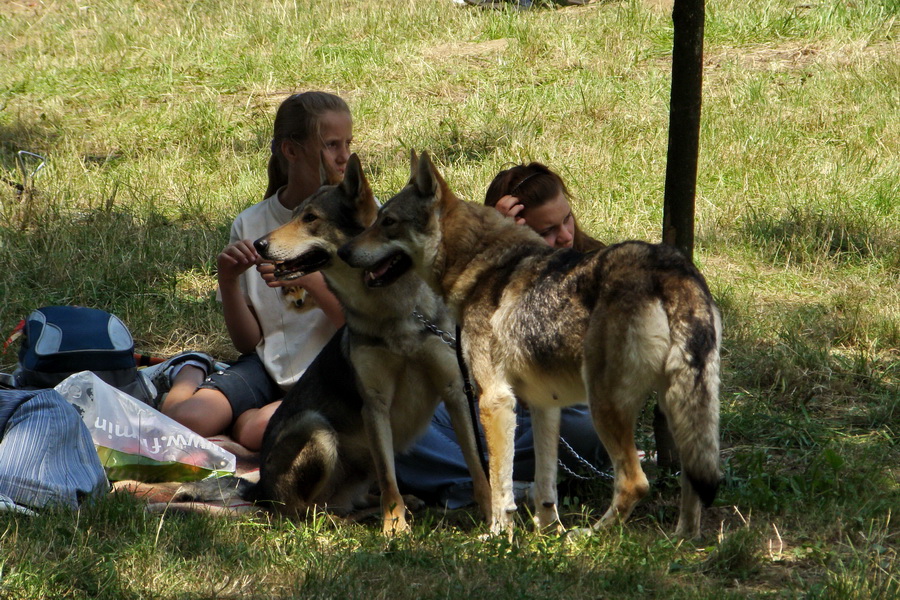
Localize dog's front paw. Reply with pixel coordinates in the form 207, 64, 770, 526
488, 504, 517, 537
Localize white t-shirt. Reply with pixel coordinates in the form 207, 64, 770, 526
224, 190, 338, 391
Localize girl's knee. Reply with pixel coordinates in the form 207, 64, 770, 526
233, 417, 264, 451
233, 405, 277, 451
162, 389, 233, 437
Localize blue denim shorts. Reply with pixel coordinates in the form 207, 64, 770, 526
198, 353, 283, 420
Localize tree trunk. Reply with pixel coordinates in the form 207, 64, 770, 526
662, 0, 705, 261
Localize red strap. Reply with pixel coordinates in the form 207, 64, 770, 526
134, 353, 165, 366
2, 319, 25, 354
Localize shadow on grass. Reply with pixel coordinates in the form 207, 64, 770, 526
0, 207, 235, 369
713, 293, 898, 526
0, 121, 62, 170
740, 204, 900, 269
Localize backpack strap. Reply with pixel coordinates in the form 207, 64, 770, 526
2, 320, 25, 354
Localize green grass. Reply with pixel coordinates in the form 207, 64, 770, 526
1, 0, 898, 598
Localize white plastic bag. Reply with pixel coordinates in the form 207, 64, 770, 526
55, 371, 236, 482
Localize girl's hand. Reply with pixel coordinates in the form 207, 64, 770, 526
256, 262, 280, 287
494, 194, 527, 225
257, 262, 308, 289
217, 240, 260, 282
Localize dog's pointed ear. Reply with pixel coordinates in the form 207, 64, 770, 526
319, 150, 342, 186
341, 154, 378, 226
414, 151, 439, 198
408, 149, 418, 182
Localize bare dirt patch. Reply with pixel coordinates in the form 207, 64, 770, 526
424, 38, 511, 61
642, 0, 673, 13
705, 40, 899, 73
0, 0, 46, 17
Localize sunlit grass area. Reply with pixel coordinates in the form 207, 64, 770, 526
1, 1, 897, 598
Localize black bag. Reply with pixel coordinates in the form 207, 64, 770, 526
13, 306, 155, 403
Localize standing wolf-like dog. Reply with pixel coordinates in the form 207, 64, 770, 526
248, 154, 490, 533
339, 151, 722, 538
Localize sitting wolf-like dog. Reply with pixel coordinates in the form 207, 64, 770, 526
339, 151, 722, 538
180, 155, 490, 534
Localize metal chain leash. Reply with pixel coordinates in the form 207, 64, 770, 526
557, 402, 653, 481
413, 310, 457, 349
558, 436, 614, 481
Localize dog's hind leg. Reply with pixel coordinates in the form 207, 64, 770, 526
260, 411, 339, 516
585, 306, 666, 529
529, 405, 563, 533
589, 385, 650, 529
582, 301, 671, 527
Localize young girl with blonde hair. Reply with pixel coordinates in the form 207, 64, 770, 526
158, 92, 353, 451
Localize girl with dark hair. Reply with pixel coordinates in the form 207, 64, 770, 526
158, 92, 352, 451
485, 162, 605, 252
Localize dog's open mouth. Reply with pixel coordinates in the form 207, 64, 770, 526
272, 248, 331, 281
363, 251, 412, 288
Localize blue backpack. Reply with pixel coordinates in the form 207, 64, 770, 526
12, 306, 155, 403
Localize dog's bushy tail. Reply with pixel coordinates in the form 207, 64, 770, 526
663, 306, 723, 506
257, 410, 339, 513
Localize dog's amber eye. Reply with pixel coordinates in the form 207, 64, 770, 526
302, 212, 318, 223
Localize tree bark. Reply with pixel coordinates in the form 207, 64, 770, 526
662, 0, 705, 261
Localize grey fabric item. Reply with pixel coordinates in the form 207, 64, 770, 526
0, 389, 109, 510
140, 351, 225, 408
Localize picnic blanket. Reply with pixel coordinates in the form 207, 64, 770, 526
112, 436, 261, 516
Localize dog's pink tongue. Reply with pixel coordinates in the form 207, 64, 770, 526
369, 260, 391, 279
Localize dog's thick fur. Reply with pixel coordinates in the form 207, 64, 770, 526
338, 151, 722, 538
245, 154, 490, 533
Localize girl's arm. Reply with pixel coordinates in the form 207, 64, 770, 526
257, 263, 345, 328
218, 240, 264, 354
296, 272, 345, 327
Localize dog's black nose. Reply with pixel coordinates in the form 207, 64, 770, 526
254, 238, 268, 255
